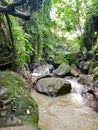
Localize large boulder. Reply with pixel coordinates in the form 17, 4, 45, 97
53, 63, 71, 77
0, 71, 39, 128
36, 77, 72, 96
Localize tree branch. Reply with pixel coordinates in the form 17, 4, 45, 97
0, 5, 30, 20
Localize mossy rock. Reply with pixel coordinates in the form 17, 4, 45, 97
36, 77, 72, 96
93, 70, 98, 81
53, 63, 71, 77
0, 71, 39, 128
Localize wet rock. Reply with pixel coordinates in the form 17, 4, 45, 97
0, 71, 39, 128
82, 89, 98, 112
93, 71, 98, 82
78, 75, 93, 85
33, 64, 53, 75
78, 73, 98, 113
79, 61, 90, 74
70, 64, 79, 77
36, 77, 72, 96
53, 63, 71, 77
31, 73, 53, 89
36, 74, 53, 82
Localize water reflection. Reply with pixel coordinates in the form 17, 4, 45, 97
31, 78, 98, 130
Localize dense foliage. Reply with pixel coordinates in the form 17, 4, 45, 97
82, 1, 98, 51
0, 0, 98, 69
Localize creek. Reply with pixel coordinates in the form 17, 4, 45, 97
31, 78, 98, 130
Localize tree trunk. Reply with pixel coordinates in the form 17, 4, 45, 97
0, 14, 14, 67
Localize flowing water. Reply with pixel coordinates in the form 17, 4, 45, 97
31, 78, 98, 130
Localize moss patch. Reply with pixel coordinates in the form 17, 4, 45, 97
0, 71, 39, 128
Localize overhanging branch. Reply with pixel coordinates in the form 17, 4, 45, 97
0, 5, 30, 20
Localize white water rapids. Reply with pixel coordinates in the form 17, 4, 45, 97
31, 78, 98, 130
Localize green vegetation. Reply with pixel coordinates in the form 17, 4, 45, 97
11, 17, 33, 65
1, 0, 98, 68
0, 71, 39, 127
1, 0, 98, 128
82, 1, 98, 51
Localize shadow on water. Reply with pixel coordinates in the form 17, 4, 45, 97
31, 78, 98, 130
